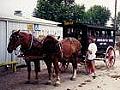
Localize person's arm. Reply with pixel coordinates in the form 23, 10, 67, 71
88, 44, 92, 54
88, 50, 92, 54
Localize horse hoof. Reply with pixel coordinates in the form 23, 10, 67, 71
54, 81, 61, 86
92, 76, 96, 79
45, 80, 52, 85
70, 77, 76, 81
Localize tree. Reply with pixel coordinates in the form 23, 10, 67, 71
64, 0, 75, 5
110, 12, 120, 30
117, 12, 120, 30
48, 0, 63, 5
48, 0, 75, 5
33, 1, 111, 25
33, 0, 85, 23
85, 5, 111, 26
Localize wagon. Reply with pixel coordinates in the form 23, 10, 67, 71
59, 20, 116, 70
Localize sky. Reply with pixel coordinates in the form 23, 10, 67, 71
75, 0, 120, 18
0, 0, 37, 16
0, 0, 120, 18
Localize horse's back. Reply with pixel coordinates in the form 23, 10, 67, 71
60, 37, 81, 58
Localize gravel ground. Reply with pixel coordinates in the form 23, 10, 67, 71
0, 51, 120, 90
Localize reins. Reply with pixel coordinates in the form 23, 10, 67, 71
14, 33, 34, 56
28, 34, 33, 50
57, 42, 63, 58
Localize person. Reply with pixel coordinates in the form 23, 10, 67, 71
106, 47, 115, 68
86, 36, 97, 79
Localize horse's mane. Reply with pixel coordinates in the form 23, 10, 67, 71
42, 35, 59, 53
61, 37, 80, 43
13, 31, 42, 50
44, 35, 59, 43
64, 37, 77, 41
19, 32, 31, 37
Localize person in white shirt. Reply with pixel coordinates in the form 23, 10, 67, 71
86, 36, 97, 79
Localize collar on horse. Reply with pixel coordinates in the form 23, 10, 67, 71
20, 34, 34, 52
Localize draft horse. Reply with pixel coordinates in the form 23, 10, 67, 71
42, 35, 81, 86
7, 30, 43, 84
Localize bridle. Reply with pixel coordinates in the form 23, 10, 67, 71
14, 33, 34, 55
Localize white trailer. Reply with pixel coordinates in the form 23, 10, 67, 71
0, 15, 63, 71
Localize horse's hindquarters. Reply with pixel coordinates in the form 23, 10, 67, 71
61, 38, 81, 58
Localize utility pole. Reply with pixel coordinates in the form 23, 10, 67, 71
114, 0, 117, 30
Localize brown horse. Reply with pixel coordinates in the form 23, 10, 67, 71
7, 30, 43, 84
60, 38, 81, 79
42, 36, 81, 85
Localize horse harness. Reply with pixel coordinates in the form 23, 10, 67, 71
15, 34, 34, 56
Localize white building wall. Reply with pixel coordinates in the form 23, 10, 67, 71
0, 21, 7, 64
35, 24, 63, 41
0, 16, 63, 66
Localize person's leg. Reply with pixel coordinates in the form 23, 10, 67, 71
86, 60, 92, 74
90, 60, 96, 79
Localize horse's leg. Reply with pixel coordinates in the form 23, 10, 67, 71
53, 57, 61, 86
44, 57, 52, 84
71, 56, 77, 81
25, 60, 31, 83
34, 60, 40, 83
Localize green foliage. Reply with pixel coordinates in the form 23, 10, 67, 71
48, 0, 63, 5
117, 12, 120, 29
33, 1, 111, 26
85, 5, 111, 26
111, 12, 120, 30
64, 0, 75, 5
33, 0, 85, 23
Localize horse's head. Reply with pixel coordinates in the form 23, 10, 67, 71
7, 30, 32, 53
7, 30, 22, 53
42, 35, 59, 53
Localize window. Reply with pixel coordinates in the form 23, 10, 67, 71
107, 31, 111, 36
102, 31, 105, 37
96, 31, 99, 37
111, 31, 114, 36
67, 28, 74, 34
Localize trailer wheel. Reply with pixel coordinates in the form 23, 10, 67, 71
105, 46, 116, 69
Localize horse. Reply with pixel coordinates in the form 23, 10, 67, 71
42, 35, 81, 86
7, 30, 43, 84
60, 38, 81, 77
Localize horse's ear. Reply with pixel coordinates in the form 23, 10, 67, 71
12, 30, 16, 33
57, 36, 60, 40
17, 30, 20, 33
12, 30, 20, 34
15, 30, 20, 34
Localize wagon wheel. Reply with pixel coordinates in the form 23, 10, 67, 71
59, 61, 69, 72
105, 46, 116, 69
77, 55, 89, 75
83, 55, 90, 75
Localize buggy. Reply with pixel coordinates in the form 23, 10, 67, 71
60, 20, 116, 69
